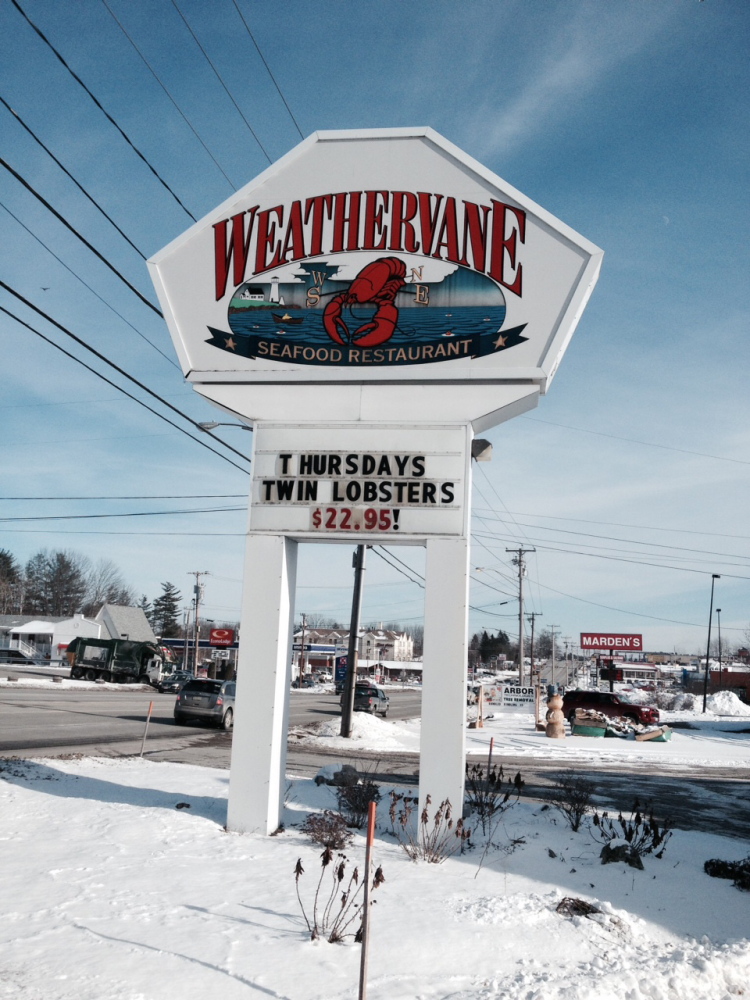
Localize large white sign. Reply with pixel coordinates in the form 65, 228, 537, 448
149, 128, 602, 403
148, 129, 602, 837
250, 424, 470, 539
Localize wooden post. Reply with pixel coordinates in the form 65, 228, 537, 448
139, 701, 154, 758
358, 800, 377, 1000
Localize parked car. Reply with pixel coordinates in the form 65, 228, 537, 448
158, 670, 193, 694
174, 678, 235, 729
341, 682, 390, 717
292, 676, 316, 688
562, 689, 659, 726
0, 649, 45, 665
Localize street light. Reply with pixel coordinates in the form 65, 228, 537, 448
716, 608, 722, 689
198, 421, 252, 431
702, 574, 720, 713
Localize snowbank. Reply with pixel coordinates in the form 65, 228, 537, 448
0, 756, 748, 999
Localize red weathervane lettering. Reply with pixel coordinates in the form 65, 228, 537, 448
212, 190, 526, 300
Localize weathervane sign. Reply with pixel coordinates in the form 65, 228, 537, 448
149, 128, 603, 392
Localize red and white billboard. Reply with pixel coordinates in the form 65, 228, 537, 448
580, 633, 643, 651
209, 628, 235, 647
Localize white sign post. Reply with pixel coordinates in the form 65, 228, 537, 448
149, 127, 602, 834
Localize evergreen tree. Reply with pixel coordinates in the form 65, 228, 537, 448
152, 582, 182, 637
0, 549, 22, 613
137, 594, 153, 624
23, 549, 88, 616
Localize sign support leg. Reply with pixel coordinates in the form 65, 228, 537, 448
227, 533, 297, 835
419, 535, 470, 821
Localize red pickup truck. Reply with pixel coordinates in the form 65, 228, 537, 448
562, 689, 659, 726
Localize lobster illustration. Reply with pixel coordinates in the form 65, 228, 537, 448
323, 257, 406, 347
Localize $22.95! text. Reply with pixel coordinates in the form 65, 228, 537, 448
310, 507, 400, 532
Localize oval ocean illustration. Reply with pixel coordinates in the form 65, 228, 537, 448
207, 256, 527, 367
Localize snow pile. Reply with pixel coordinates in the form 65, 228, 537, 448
293, 711, 421, 752
1, 756, 749, 1000
707, 690, 750, 717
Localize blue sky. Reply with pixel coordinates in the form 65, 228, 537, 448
1, 0, 748, 654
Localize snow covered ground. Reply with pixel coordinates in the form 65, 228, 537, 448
293, 691, 750, 772
1, 691, 749, 999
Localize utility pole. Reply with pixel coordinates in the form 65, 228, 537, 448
563, 636, 572, 686
549, 625, 560, 688
526, 612, 542, 685
189, 571, 209, 676
341, 545, 367, 738
702, 574, 720, 713
299, 613, 308, 680
182, 606, 191, 673
506, 547, 535, 684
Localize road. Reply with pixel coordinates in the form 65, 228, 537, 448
1, 685, 749, 838
0, 685, 422, 754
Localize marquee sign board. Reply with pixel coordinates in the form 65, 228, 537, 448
148, 128, 602, 411
580, 633, 643, 651
250, 423, 471, 540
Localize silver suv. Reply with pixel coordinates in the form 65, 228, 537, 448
174, 678, 235, 729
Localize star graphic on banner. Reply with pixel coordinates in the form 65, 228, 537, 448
225, 336, 237, 350
493, 334, 507, 350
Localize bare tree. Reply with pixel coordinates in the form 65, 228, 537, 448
81, 558, 135, 616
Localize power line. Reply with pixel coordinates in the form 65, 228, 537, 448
0, 96, 148, 259
0, 281, 249, 463
230, 0, 305, 139
9, 0, 197, 221
0, 294, 251, 473
472, 528, 750, 581
0, 494, 246, 500
378, 546, 425, 581
100, 0, 237, 190
0, 198, 179, 370
521, 415, 750, 467
170, 0, 272, 163
1, 158, 162, 318
371, 547, 513, 620
531, 578, 747, 632
0, 528, 247, 536
0, 506, 244, 522
473, 511, 750, 565
473, 505, 750, 544
371, 547, 424, 588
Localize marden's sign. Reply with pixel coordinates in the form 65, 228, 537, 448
149, 128, 603, 392
580, 633, 643, 651
250, 423, 470, 539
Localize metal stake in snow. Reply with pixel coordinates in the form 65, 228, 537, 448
140, 701, 154, 758
358, 800, 377, 1000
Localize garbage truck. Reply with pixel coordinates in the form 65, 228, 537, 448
66, 637, 169, 686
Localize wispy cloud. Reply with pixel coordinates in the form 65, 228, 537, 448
464, 3, 677, 160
